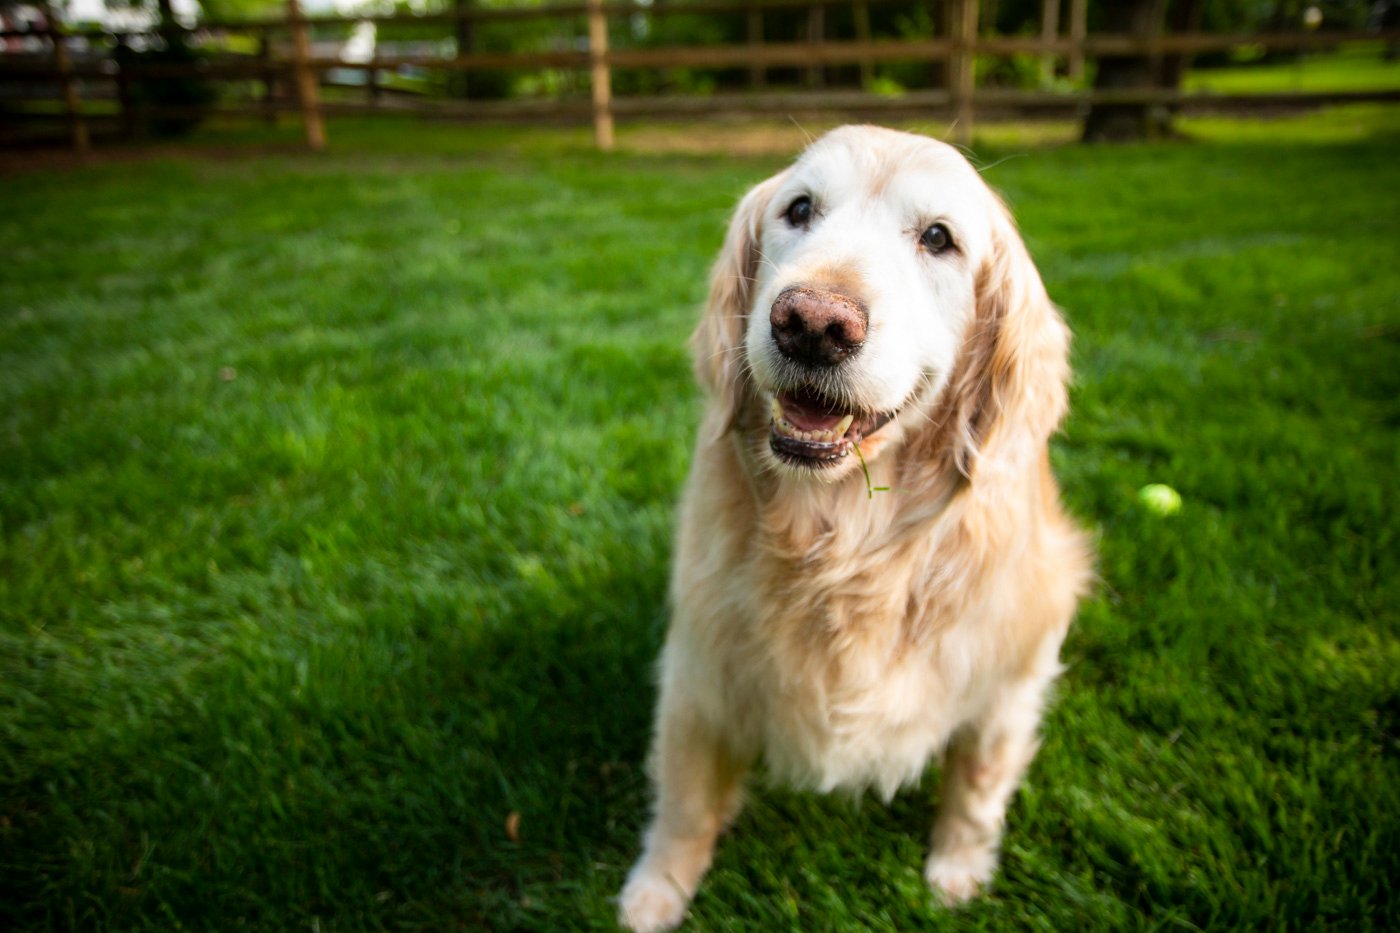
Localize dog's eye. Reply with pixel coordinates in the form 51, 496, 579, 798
920, 223, 954, 254
785, 196, 813, 229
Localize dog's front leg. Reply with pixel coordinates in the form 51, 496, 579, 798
619, 689, 746, 933
925, 672, 1054, 904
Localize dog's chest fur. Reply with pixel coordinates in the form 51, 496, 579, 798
756, 597, 994, 800
723, 496, 1004, 800
671, 422, 1066, 802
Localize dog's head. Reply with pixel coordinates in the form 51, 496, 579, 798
695, 125, 1070, 485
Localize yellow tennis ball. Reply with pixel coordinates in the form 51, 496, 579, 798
1138, 484, 1182, 516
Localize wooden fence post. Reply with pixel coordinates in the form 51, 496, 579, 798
1040, 0, 1060, 84
587, 0, 614, 151
114, 33, 136, 140
367, 59, 381, 106
805, 3, 825, 89
45, 7, 89, 153
927, 0, 948, 90
950, 0, 977, 146
853, 0, 873, 88
258, 30, 277, 124
1067, 0, 1086, 82
746, 2, 765, 89
287, 0, 326, 151
454, 0, 475, 99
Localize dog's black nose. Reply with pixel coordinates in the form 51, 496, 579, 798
770, 286, 868, 367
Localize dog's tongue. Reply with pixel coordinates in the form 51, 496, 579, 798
778, 388, 848, 433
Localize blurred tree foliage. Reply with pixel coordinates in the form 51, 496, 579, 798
114, 31, 218, 136
74, 0, 1386, 108
356, 0, 1383, 100
94, 0, 283, 21
194, 0, 283, 19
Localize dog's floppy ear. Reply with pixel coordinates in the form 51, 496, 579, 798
692, 171, 788, 440
936, 197, 1071, 478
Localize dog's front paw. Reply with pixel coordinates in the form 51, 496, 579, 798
923, 849, 996, 906
618, 868, 690, 933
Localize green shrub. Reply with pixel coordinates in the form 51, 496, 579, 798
116, 32, 218, 138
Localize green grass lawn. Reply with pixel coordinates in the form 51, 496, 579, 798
1187, 42, 1400, 94
2, 107, 1398, 931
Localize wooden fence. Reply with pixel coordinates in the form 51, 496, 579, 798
3, 0, 1399, 152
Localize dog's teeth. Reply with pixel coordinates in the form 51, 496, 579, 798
769, 406, 857, 445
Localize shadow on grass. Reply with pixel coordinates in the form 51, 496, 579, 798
0, 549, 667, 932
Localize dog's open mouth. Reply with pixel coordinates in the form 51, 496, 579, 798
769, 386, 895, 468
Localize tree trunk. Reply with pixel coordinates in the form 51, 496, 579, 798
156, 0, 178, 44
1066, 0, 1086, 81
931, 0, 950, 90
1159, 0, 1204, 91
1081, 0, 1167, 142
1039, 0, 1061, 85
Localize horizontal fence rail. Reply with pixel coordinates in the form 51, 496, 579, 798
3, 0, 1399, 152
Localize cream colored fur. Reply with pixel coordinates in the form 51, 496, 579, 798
618, 126, 1092, 932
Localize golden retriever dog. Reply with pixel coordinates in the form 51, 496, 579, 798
618, 125, 1092, 932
